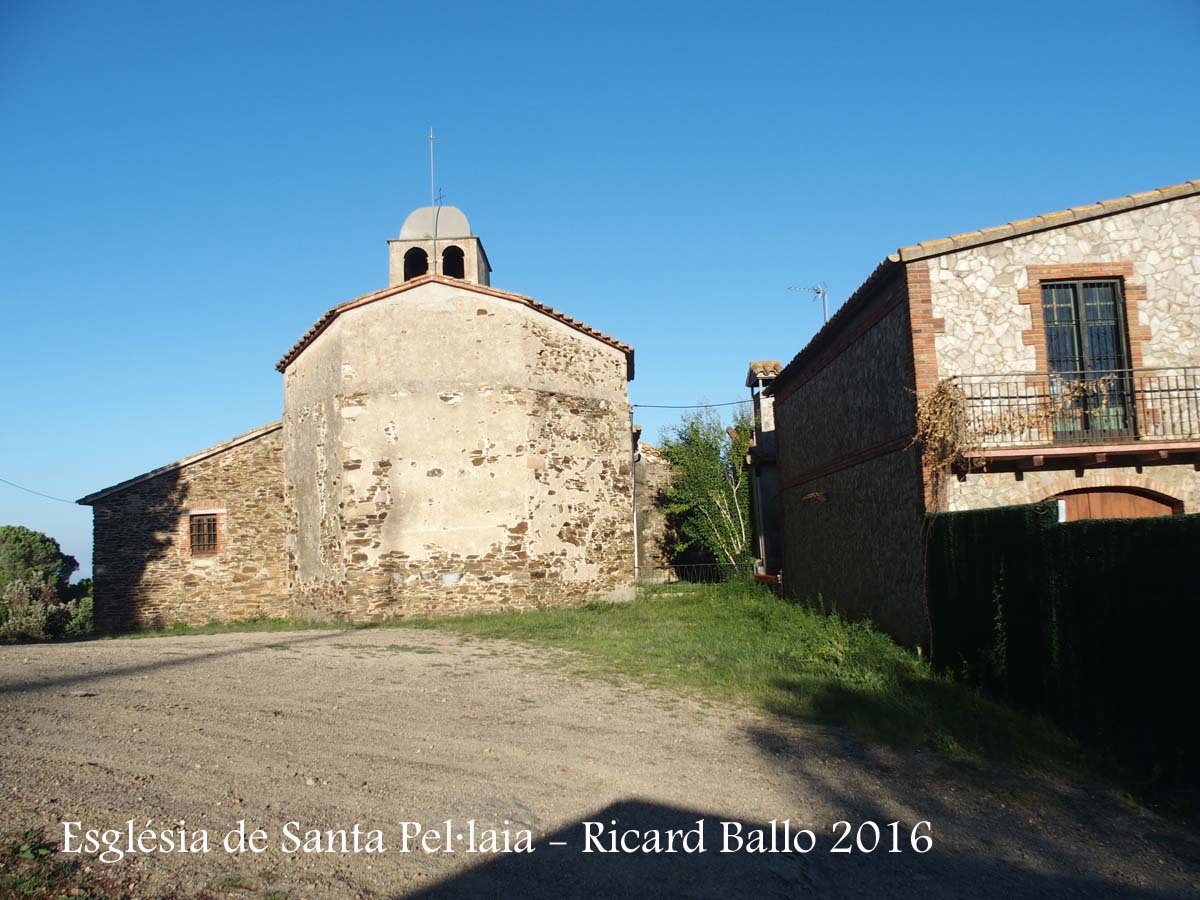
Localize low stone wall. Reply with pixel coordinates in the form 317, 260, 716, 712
634, 444, 672, 578
90, 428, 288, 630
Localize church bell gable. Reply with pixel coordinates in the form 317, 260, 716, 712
387, 205, 492, 287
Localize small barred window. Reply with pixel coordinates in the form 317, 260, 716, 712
190, 514, 218, 555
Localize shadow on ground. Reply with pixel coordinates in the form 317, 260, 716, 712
404, 793, 1196, 899
402, 674, 1200, 899
0, 631, 337, 695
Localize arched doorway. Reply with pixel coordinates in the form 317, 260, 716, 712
403, 247, 429, 281
1051, 487, 1182, 521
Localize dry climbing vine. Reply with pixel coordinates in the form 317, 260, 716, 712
912, 378, 980, 492
914, 373, 1122, 501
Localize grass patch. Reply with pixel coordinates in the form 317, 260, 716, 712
87, 584, 1078, 771
399, 580, 1079, 770
0, 827, 125, 899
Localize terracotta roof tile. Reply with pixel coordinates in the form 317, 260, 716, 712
745, 360, 782, 386
896, 178, 1200, 262
275, 275, 634, 379
772, 178, 1199, 395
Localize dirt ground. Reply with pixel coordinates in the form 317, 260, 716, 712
1, 629, 1197, 899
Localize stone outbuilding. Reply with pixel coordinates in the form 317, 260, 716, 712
767, 180, 1200, 646
80, 207, 637, 629
745, 360, 783, 578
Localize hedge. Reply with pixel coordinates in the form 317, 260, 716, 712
926, 503, 1200, 785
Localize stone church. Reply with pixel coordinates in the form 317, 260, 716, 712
79, 208, 637, 630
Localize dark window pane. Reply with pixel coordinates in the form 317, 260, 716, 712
190, 514, 218, 553
1045, 319, 1081, 372
1041, 283, 1076, 327
1086, 324, 1120, 371
1041, 279, 1133, 441
1082, 282, 1116, 319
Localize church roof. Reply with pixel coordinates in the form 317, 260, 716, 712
275, 274, 635, 379
399, 206, 472, 239
77, 421, 283, 505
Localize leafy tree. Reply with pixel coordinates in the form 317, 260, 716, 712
658, 406, 754, 568
64, 577, 93, 604
0, 525, 78, 599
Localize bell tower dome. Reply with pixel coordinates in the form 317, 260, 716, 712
387, 206, 492, 287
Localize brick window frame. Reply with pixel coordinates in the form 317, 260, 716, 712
1018, 263, 1149, 374
178, 503, 226, 559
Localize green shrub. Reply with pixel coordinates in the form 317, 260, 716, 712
0, 525, 78, 599
62, 595, 93, 639
0, 578, 93, 643
0, 579, 55, 642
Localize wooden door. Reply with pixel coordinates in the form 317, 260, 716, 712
1055, 489, 1180, 521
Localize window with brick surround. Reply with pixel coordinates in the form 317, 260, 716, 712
1040, 279, 1133, 439
1041, 279, 1130, 376
189, 514, 218, 555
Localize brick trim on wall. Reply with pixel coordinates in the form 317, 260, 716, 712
778, 434, 913, 493
1018, 263, 1149, 373
177, 501, 227, 560
906, 262, 938, 395
905, 261, 941, 510
1029, 470, 1191, 514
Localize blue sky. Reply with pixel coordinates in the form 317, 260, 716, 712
2, 0, 1198, 576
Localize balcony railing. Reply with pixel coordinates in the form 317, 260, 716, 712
955, 367, 1200, 448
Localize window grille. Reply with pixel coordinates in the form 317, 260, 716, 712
190, 514, 218, 555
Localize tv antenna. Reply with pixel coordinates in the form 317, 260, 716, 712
789, 282, 829, 323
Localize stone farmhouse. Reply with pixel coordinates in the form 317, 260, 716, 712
79, 208, 637, 630
766, 180, 1200, 646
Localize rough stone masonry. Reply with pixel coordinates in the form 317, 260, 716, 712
80, 207, 638, 628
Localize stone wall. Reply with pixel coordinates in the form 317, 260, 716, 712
777, 447, 928, 643
89, 427, 288, 631
924, 194, 1200, 514
946, 462, 1200, 514
283, 280, 634, 620
927, 194, 1200, 377
770, 192, 1199, 646
634, 443, 672, 578
773, 271, 930, 647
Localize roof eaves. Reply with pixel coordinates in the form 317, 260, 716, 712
896, 178, 1200, 263
77, 421, 283, 505
769, 178, 1199, 397
768, 256, 901, 395
275, 275, 634, 379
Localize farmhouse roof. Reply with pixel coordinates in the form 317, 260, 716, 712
77, 421, 283, 505
893, 178, 1200, 263
745, 360, 782, 386
769, 178, 1200, 395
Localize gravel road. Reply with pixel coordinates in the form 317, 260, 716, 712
1, 629, 1197, 898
